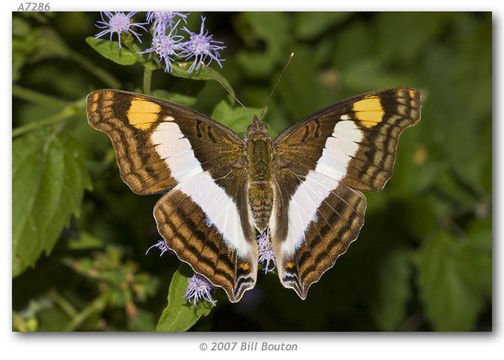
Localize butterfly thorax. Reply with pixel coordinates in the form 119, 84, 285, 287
246, 116, 273, 232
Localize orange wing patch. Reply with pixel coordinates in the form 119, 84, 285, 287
239, 263, 250, 271
127, 99, 161, 130
352, 96, 384, 128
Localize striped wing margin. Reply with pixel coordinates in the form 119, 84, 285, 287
86, 89, 246, 195
154, 182, 258, 303
270, 88, 421, 298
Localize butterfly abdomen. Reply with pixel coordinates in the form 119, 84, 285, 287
246, 120, 274, 232
248, 183, 273, 232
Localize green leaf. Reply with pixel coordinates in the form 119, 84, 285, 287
36, 307, 72, 331
67, 231, 104, 250
332, 19, 373, 71
368, 249, 412, 330
416, 231, 491, 331
435, 171, 480, 209
156, 264, 214, 332
12, 16, 32, 37
152, 89, 197, 107
171, 62, 235, 96
342, 59, 414, 92
12, 16, 36, 80
13, 131, 92, 277
13, 16, 37, 56
13, 53, 26, 82
85, 37, 137, 65
278, 48, 334, 120
294, 12, 350, 40
31, 27, 72, 62
419, 40, 490, 195
211, 98, 262, 135
374, 12, 450, 63
235, 12, 290, 78
467, 218, 492, 254
13, 312, 39, 332
395, 195, 439, 240
128, 308, 156, 332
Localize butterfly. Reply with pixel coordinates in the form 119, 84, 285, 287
86, 87, 421, 302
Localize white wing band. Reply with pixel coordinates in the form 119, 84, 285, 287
281, 120, 363, 256
152, 119, 251, 258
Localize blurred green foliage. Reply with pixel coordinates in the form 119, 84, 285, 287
12, 12, 491, 331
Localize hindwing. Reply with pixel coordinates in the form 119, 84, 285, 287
154, 176, 257, 302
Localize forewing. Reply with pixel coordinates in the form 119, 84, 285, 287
271, 88, 421, 298
86, 89, 246, 194
273, 87, 421, 191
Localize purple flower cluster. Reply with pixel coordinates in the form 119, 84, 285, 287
140, 21, 184, 72
183, 273, 217, 307
257, 230, 276, 274
146, 11, 188, 34
145, 240, 217, 306
94, 11, 225, 73
179, 17, 225, 73
94, 12, 147, 49
145, 239, 173, 257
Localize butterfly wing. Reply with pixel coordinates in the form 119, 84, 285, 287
270, 88, 421, 299
87, 90, 258, 302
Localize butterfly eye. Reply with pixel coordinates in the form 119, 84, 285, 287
247, 116, 269, 137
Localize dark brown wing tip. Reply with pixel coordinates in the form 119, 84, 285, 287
223, 280, 254, 303
407, 87, 422, 123
399, 87, 422, 126
283, 278, 308, 300
210, 278, 253, 304
86, 90, 108, 128
227, 291, 242, 303
230, 269, 257, 303
86, 89, 105, 107
294, 286, 308, 300
280, 270, 309, 300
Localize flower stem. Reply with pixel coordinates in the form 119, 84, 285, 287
63, 292, 108, 332
13, 88, 87, 138
49, 289, 77, 317
13, 85, 68, 108
69, 51, 121, 89
143, 66, 153, 95
12, 107, 76, 138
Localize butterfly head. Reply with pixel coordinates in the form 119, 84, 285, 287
247, 115, 269, 139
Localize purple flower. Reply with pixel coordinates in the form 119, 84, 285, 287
180, 16, 226, 73
146, 11, 188, 35
94, 12, 147, 48
145, 239, 173, 256
183, 273, 217, 307
257, 230, 276, 274
139, 22, 184, 72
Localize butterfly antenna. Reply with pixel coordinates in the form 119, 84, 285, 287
259, 52, 294, 122
201, 62, 248, 111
